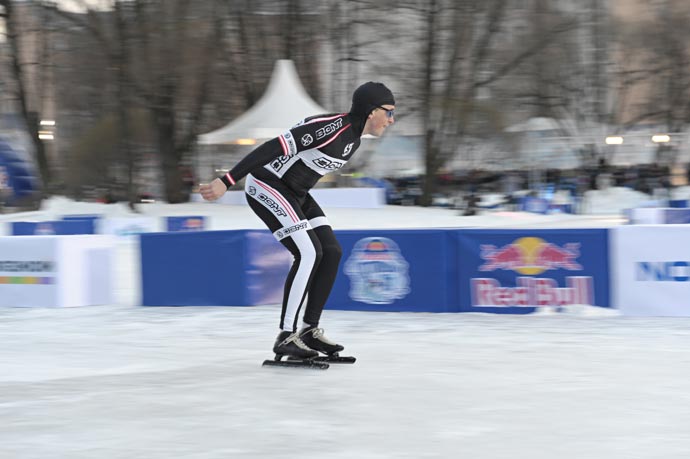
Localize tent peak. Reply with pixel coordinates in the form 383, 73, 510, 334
198, 59, 328, 145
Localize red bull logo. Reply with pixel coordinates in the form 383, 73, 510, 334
471, 276, 594, 307
479, 237, 582, 275
473, 237, 594, 308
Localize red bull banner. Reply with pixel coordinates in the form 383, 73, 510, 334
456, 229, 610, 313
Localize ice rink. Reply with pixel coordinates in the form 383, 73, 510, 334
2, 192, 690, 458
3, 305, 690, 458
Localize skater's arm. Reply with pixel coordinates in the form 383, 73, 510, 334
199, 137, 283, 201
200, 115, 344, 201
222, 137, 284, 187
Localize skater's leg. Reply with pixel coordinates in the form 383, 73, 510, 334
245, 175, 323, 333
300, 194, 342, 327
297, 195, 345, 355
272, 234, 322, 358
302, 225, 341, 327
278, 231, 322, 331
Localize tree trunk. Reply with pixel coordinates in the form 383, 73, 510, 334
155, 108, 185, 203
421, 130, 438, 207
419, 0, 438, 207
1, 0, 50, 197
114, 1, 138, 209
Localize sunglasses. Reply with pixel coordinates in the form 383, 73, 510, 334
376, 106, 395, 118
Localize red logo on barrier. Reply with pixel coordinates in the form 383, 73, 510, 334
479, 237, 582, 275
471, 276, 594, 307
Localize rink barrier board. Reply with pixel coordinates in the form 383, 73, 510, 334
5, 215, 207, 237
455, 229, 610, 313
165, 216, 206, 232
140, 229, 460, 311
0, 235, 114, 307
326, 229, 459, 312
610, 225, 690, 316
626, 207, 690, 224
140, 230, 248, 306
138, 228, 611, 313
4, 222, 687, 314
12, 220, 96, 235
140, 230, 289, 306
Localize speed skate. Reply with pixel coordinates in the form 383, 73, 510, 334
262, 353, 356, 370
311, 353, 356, 364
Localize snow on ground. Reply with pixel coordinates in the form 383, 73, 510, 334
1, 191, 690, 459
672, 185, 690, 200
580, 186, 653, 214
1, 191, 630, 232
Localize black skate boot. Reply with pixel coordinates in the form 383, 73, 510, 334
299, 326, 345, 356
272, 330, 318, 360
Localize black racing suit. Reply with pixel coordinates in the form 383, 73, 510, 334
220, 112, 366, 331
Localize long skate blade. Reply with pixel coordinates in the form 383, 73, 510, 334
262, 359, 329, 370
314, 355, 356, 364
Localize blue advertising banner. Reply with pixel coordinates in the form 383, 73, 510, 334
166, 216, 206, 232
327, 229, 458, 312
663, 209, 690, 224
141, 230, 249, 306
12, 220, 96, 235
455, 229, 610, 313
62, 214, 101, 233
244, 230, 291, 305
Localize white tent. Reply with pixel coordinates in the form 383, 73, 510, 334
198, 60, 328, 145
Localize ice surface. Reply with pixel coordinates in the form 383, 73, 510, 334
1, 193, 690, 458
2, 305, 690, 459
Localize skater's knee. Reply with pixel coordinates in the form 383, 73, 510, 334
313, 226, 340, 261
301, 240, 322, 268
312, 245, 324, 266
322, 241, 342, 262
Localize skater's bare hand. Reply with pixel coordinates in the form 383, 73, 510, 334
199, 178, 227, 201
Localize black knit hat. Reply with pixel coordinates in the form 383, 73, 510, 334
350, 82, 395, 119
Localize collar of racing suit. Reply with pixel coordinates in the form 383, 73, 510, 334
347, 111, 366, 138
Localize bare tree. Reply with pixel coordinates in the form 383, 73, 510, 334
117, 0, 225, 203
624, 0, 690, 165
49, 0, 225, 203
0, 0, 52, 201
404, 0, 576, 205
507, 1, 662, 168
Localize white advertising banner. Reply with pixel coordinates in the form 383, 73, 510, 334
0, 235, 115, 307
0, 237, 58, 307
626, 208, 664, 224
611, 225, 690, 316
100, 217, 160, 239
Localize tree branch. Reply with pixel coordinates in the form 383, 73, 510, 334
475, 19, 578, 89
